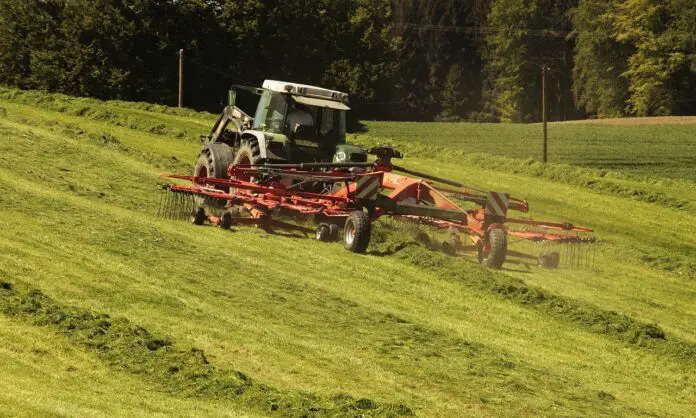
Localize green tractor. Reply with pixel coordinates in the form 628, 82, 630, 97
194, 80, 367, 186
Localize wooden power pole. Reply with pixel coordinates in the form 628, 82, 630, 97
542, 65, 548, 163
178, 49, 184, 108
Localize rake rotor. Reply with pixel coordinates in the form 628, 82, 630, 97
156, 147, 597, 270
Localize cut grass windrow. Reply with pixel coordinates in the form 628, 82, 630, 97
0, 280, 413, 418
383, 234, 696, 365
371, 224, 694, 362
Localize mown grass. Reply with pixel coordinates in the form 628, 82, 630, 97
0, 316, 258, 417
1, 88, 695, 416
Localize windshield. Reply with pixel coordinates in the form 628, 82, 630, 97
253, 90, 287, 133
286, 99, 346, 144
253, 90, 347, 143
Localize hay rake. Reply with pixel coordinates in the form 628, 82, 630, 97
158, 146, 596, 269
156, 188, 198, 221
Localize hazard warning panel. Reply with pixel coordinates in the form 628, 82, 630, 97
485, 192, 509, 217
354, 175, 381, 200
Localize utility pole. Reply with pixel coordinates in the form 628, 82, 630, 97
178, 49, 184, 108
542, 65, 548, 163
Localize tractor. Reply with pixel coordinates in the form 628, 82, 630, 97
194, 80, 367, 189
160, 80, 595, 269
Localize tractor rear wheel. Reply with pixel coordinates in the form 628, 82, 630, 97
343, 211, 371, 254
193, 143, 234, 207
477, 228, 507, 269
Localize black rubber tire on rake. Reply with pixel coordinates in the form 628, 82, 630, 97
191, 207, 206, 225
219, 211, 233, 230
343, 211, 371, 254
442, 238, 457, 256
316, 224, 332, 242
477, 228, 507, 269
328, 223, 340, 241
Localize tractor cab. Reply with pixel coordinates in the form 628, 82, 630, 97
217, 80, 365, 164
197, 80, 366, 192
251, 82, 350, 161
250, 80, 361, 163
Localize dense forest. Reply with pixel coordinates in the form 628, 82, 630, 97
1, 0, 695, 122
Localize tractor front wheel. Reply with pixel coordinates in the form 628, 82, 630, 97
233, 139, 262, 170
477, 228, 507, 269
343, 211, 371, 254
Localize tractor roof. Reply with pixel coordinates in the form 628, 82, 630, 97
262, 80, 350, 110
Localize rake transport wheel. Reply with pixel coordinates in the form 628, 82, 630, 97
316, 224, 332, 242
477, 228, 507, 269
191, 207, 206, 225
442, 238, 457, 256
219, 210, 233, 230
194, 143, 234, 207
343, 211, 371, 254
316, 223, 340, 242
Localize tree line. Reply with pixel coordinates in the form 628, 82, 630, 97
1, 0, 694, 122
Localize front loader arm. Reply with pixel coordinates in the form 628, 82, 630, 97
203, 105, 253, 146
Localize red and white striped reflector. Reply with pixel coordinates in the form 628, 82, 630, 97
485, 192, 509, 217
355, 175, 381, 200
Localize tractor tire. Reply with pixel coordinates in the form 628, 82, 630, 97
193, 143, 234, 207
343, 211, 371, 254
539, 249, 560, 268
477, 228, 507, 269
233, 139, 263, 167
316, 224, 332, 242
231, 138, 263, 186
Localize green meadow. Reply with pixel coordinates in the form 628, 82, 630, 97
0, 88, 694, 417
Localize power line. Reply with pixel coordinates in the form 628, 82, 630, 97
395, 23, 696, 41
396, 23, 573, 38
182, 55, 255, 85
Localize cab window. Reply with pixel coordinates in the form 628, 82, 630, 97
253, 90, 287, 133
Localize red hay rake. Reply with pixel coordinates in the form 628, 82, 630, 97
158, 147, 595, 269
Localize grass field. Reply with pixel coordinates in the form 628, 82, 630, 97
1, 87, 695, 417
356, 120, 696, 180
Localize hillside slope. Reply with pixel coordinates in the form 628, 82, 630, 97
0, 89, 695, 417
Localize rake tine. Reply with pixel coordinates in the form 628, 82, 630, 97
163, 190, 171, 219
156, 189, 164, 218
169, 191, 176, 220
176, 192, 183, 220
172, 192, 178, 220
